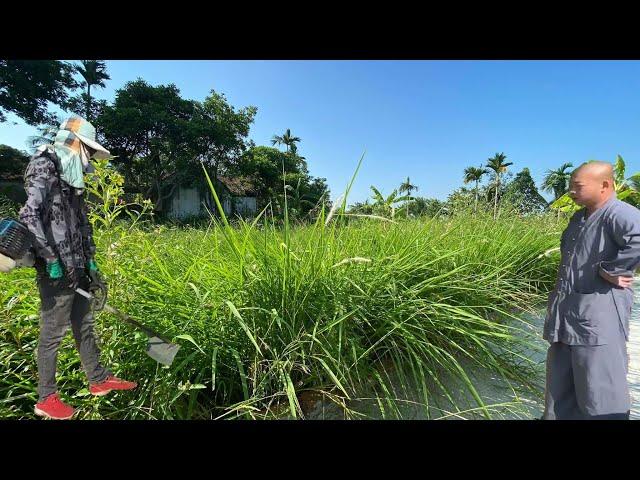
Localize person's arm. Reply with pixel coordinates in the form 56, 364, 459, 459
17, 158, 57, 263
598, 204, 640, 279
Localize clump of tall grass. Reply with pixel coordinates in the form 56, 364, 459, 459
0, 158, 562, 419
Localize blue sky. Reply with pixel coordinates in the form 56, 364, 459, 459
2, 60, 640, 204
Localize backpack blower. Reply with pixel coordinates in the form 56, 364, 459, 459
0, 217, 180, 366
0, 218, 33, 272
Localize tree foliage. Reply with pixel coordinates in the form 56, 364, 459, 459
0, 60, 78, 125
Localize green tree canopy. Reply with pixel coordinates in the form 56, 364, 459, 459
97, 79, 196, 212
234, 146, 304, 200
0, 144, 30, 179
233, 145, 328, 218
503, 167, 549, 215
408, 196, 447, 217
0, 60, 78, 125
189, 90, 257, 184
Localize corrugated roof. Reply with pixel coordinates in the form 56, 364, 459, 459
217, 176, 258, 197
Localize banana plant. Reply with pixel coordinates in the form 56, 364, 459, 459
550, 155, 640, 215
370, 186, 411, 219
283, 177, 317, 219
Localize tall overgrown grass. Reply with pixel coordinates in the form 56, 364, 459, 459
0, 159, 564, 419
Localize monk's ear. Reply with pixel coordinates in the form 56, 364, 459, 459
602, 178, 613, 190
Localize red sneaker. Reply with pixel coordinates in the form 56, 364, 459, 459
34, 393, 75, 420
90, 375, 138, 396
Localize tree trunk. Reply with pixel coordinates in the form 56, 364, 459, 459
150, 152, 164, 212
406, 188, 410, 218
212, 160, 219, 184
494, 175, 499, 220
210, 162, 220, 217
156, 177, 163, 212
153, 179, 179, 215
86, 84, 92, 120
474, 182, 479, 214
144, 183, 155, 201
161, 182, 178, 205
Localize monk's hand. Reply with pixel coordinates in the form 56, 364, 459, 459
599, 269, 634, 288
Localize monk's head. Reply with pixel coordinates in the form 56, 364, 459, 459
568, 161, 615, 208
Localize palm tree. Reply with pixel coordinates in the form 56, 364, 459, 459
398, 177, 418, 217
463, 165, 488, 212
485, 152, 513, 219
75, 60, 110, 120
271, 129, 301, 154
541, 163, 574, 201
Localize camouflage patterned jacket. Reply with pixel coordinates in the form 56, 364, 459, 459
18, 149, 96, 280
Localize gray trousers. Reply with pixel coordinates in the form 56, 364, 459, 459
36, 273, 111, 401
543, 340, 631, 420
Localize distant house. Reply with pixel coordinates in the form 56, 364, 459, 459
166, 175, 259, 220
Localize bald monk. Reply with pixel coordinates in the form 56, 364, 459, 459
543, 161, 640, 420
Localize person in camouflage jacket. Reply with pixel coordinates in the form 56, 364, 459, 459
19, 147, 97, 289
17, 117, 137, 420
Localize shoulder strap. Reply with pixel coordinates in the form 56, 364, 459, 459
39, 148, 73, 195
39, 148, 61, 178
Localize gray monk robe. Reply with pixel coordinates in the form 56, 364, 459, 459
543, 193, 640, 419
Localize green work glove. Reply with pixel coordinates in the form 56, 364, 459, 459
46, 259, 63, 280
87, 258, 106, 293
